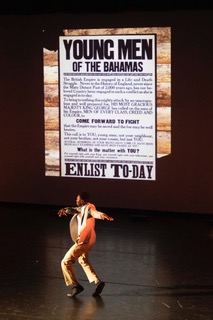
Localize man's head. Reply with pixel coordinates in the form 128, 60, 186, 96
76, 191, 90, 206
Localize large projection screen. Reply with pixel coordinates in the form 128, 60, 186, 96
44, 27, 171, 180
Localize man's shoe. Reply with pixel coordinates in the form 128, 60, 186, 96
92, 281, 105, 297
67, 285, 84, 298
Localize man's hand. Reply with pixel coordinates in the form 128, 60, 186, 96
57, 208, 67, 217
101, 213, 114, 221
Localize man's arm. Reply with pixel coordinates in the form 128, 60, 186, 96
57, 206, 80, 217
88, 203, 114, 221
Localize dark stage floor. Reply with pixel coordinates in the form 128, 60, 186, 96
0, 203, 213, 320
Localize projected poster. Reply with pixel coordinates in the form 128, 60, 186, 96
44, 28, 171, 179
59, 34, 156, 180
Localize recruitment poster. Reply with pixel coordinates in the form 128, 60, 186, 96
59, 34, 156, 180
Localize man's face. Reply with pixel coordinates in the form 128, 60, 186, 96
76, 195, 84, 206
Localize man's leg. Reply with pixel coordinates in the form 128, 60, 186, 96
78, 249, 100, 284
61, 243, 85, 297
78, 249, 105, 296
61, 244, 79, 286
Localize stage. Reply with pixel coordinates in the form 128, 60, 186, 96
0, 203, 213, 320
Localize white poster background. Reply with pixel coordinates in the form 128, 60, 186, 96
59, 34, 156, 180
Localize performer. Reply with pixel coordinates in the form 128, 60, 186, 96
57, 191, 114, 298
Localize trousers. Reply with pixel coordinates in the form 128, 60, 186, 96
61, 242, 100, 286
